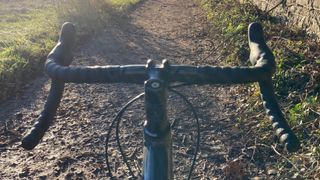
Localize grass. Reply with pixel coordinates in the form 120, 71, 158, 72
107, 0, 140, 9
0, 0, 140, 102
0, 1, 59, 102
199, 0, 320, 178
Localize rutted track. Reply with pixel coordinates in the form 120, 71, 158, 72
0, 0, 254, 179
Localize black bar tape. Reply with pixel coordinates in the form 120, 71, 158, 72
171, 65, 270, 84
21, 22, 75, 150
259, 80, 300, 152
45, 61, 148, 84
21, 81, 64, 150
45, 61, 273, 85
248, 22, 300, 152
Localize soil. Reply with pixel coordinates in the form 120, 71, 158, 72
0, 0, 268, 179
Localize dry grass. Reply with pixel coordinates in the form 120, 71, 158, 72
0, 0, 140, 102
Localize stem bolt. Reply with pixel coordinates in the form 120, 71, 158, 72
151, 82, 161, 89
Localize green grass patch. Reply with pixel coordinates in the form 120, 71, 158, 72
0, 1, 59, 101
0, 0, 140, 102
107, 0, 140, 9
199, 0, 320, 178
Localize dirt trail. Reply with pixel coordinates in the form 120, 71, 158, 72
0, 0, 257, 179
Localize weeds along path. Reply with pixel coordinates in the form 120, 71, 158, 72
0, 0, 249, 179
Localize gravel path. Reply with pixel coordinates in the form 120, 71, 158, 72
0, 0, 253, 179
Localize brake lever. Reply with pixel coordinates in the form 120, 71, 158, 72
248, 22, 300, 152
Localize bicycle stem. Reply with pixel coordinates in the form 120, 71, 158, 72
143, 60, 173, 180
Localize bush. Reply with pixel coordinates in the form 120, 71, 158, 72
199, 0, 320, 178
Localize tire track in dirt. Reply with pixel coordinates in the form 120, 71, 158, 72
0, 0, 249, 179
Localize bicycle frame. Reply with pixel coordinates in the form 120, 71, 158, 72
143, 60, 173, 179
21, 22, 301, 179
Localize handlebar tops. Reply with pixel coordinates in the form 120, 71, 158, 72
21, 22, 300, 152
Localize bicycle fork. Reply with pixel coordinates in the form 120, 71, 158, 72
142, 60, 173, 180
